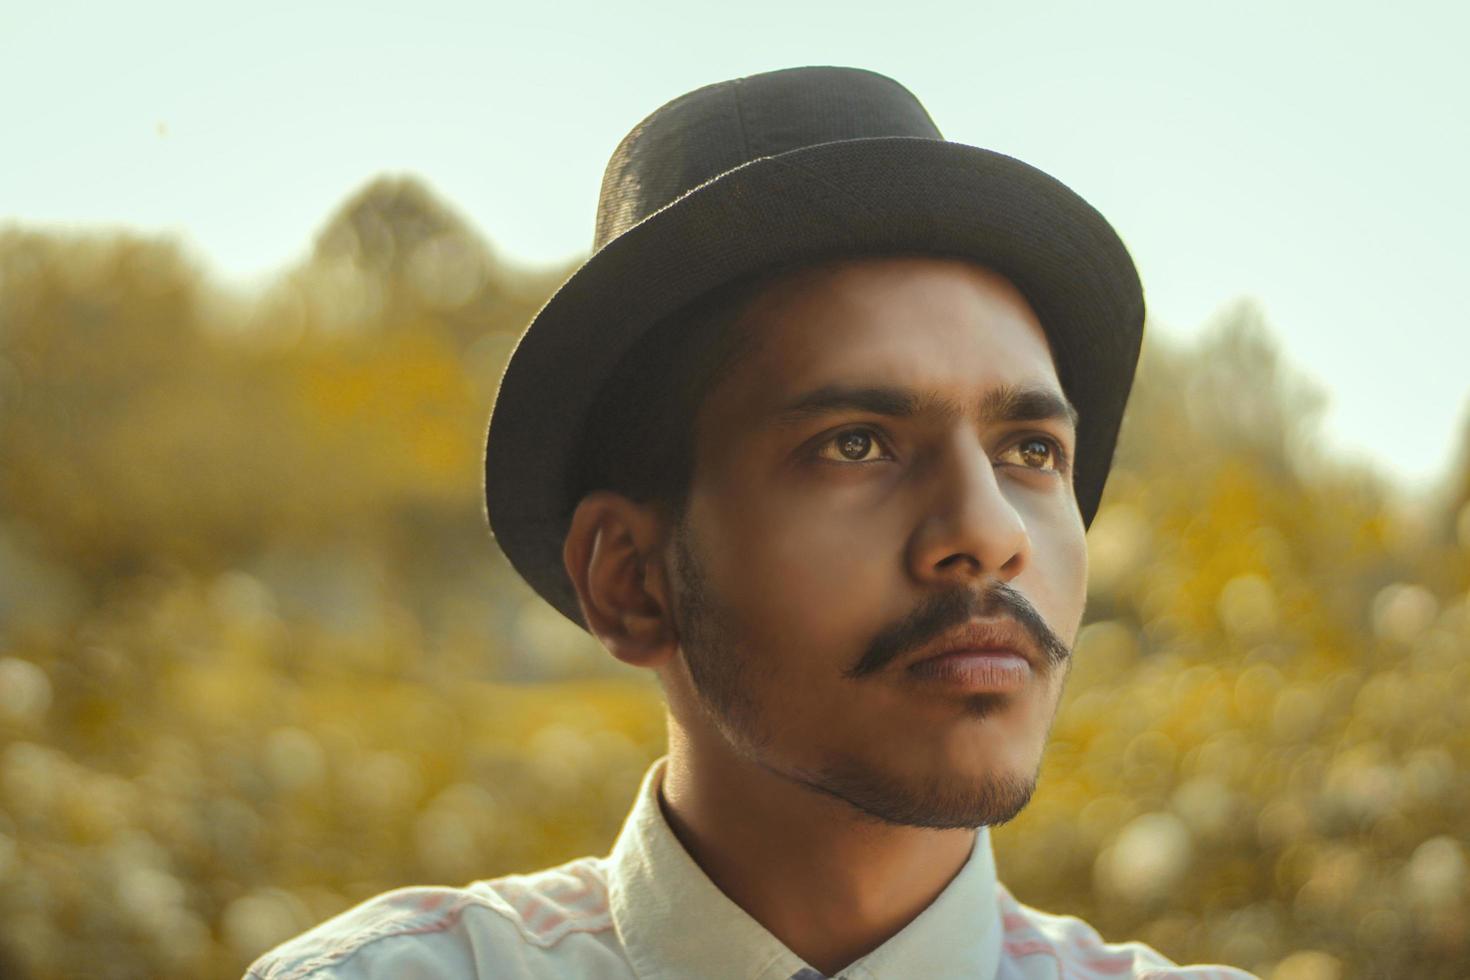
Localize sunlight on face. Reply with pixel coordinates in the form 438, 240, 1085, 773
664, 256, 1089, 829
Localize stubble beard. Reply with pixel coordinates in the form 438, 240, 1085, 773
669, 517, 1048, 830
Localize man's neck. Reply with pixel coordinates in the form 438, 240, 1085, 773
658, 727, 978, 977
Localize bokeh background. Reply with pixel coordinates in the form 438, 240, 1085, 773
3, 2, 1468, 979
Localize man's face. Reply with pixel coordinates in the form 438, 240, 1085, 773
662, 256, 1088, 829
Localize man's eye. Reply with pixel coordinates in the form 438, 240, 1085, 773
812, 430, 1070, 473
1001, 436, 1069, 473
813, 427, 891, 463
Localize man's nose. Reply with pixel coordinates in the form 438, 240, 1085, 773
906, 431, 1032, 586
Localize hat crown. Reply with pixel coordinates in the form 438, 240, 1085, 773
593, 66, 943, 250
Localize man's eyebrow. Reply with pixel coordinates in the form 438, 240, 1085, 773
769, 382, 1080, 431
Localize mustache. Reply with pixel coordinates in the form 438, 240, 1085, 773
843, 582, 1071, 680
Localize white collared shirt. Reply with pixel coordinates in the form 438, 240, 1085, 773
247, 756, 1258, 979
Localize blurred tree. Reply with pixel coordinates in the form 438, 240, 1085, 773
0, 230, 278, 583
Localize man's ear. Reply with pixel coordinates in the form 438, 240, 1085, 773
563, 490, 677, 668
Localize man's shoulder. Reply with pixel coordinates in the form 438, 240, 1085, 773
995, 882, 1261, 979
244, 856, 620, 980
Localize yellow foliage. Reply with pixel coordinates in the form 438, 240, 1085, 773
2, 196, 1468, 978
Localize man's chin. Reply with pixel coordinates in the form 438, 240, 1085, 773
791, 756, 1039, 830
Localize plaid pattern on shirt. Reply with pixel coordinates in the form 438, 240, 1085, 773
247, 756, 1259, 979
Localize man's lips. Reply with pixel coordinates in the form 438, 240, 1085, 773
906, 648, 1031, 691
903, 617, 1040, 672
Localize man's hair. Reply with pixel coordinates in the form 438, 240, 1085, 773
567, 271, 775, 528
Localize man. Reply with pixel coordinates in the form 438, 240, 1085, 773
249, 67, 1258, 979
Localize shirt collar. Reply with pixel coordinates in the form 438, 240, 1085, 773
607, 756, 1004, 980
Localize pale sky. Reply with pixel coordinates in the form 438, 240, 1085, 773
3, 0, 1466, 494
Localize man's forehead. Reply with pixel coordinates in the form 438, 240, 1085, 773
762, 377, 1080, 433
710, 257, 1073, 431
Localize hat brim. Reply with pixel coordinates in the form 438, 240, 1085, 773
484, 136, 1144, 631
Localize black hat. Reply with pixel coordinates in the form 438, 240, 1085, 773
484, 66, 1145, 632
